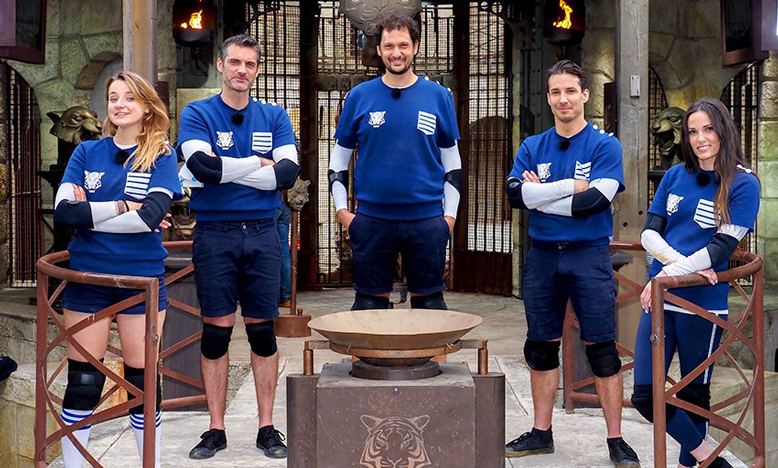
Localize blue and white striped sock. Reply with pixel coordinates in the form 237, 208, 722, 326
60, 408, 93, 468
130, 411, 161, 468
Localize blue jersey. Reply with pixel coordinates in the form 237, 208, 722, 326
178, 94, 296, 221
509, 123, 625, 243
648, 164, 760, 312
60, 137, 181, 276
334, 76, 460, 220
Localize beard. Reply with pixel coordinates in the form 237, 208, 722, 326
225, 76, 252, 93
382, 56, 413, 76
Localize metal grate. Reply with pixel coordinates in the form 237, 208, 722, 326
6, 67, 43, 287
647, 66, 669, 206
721, 63, 760, 285
466, 5, 512, 255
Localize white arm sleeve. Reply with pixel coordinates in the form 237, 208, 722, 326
91, 211, 152, 233
220, 156, 263, 183
534, 196, 573, 216
179, 140, 212, 188
56, 182, 120, 223
589, 178, 620, 201
660, 225, 749, 276
232, 144, 299, 190
521, 179, 575, 209
641, 229, 686, 265
441, 143, 461, 219
329, 143, 353, 212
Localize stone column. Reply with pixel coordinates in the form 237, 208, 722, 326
614, 0, 649, 345
759, 53, 778, 290
0, 63, 9, 287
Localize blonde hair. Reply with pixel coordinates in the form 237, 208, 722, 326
103, 71, 171, 172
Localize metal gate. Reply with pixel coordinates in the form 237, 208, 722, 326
647, 66, 669, 206
5, 67, 43, 287
451, 5, 514, 295
721, 63, 759, 284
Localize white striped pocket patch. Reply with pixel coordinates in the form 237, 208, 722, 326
125, 172, 151, 198
693, 199, 717, 229
252, 132, 273, 154
574, 161, 591, 180
417, 111, 437, 136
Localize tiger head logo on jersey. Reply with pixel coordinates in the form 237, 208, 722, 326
368, 111, 386, 128
216, 131, 234, 150
666, 193, 684, 216
83, 171, 105, 193
359, 415, 431, 468
537, 162, 552, 182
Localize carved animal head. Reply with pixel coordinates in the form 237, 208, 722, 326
360, 415, 431, 468
287, 178, 310, 212
650, 107, 685, 169
47, 106, 103, 144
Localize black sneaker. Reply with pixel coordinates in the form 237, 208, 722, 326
607, 437, 640, 467
505, 428, 554, 458
0, 356, 18, 381
256, 425, 287, 459
189, 429, 227, 459
708, 457, 733, 468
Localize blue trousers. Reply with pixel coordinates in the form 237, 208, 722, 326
275, 202, 292, 300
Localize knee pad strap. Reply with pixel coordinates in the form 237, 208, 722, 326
585, 340, 622, 378
677, 383, 711, 425
410, 291, 448, 310
631, 384, 678, 423
246, 321, 278, 357
124, 364, 161, 415
523, 339, 561, 371
352, 292, 390, 311
62, 359, 107, 411
201, 323, 233, 360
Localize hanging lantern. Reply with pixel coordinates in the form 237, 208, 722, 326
543, 0, 585, 46
173, 0, 216, 47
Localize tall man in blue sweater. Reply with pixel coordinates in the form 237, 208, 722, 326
504, 60, 640, 467
178, 34, 299, 460
328, 14, 462, 311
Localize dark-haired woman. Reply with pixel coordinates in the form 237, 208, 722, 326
633, 97, 760, 468
54, 71, 181, 468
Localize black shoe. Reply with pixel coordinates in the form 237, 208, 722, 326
256, 425, 287, 459
708, 457, 733, 468
0, 356, 18, 381
505, 428, 554, 458
607, 437, 640, 467
189, 429, 227, 459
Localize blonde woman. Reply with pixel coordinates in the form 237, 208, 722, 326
53, 71, 181, 468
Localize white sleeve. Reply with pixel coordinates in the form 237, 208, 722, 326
533, 196, 573, 217
641, 229, 686, 265
180, 139, 212, 161
329, 143, 353, 212
661, 224, 749, 277
220, 156, 263, 183
56, 182, 120, 223
521, 179, 575, 209
441, 143, 461, 219
231, 144, 299, 191
589, 178, 620, 201
91, 211, 152, 233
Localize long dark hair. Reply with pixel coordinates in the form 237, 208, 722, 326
680, 97, 753, 226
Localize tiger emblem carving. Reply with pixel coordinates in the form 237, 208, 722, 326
359, 415, 431, 468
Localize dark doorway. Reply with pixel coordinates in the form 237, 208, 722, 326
4, 67, 43, 287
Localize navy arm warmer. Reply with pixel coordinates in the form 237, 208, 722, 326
54, 200, 94, 229
505, 177, 527, 209
571, 187, 611, 218
185, 151, 222, 184
642, 212, 668, 234
136, 191, 173, 230
707, 232, 739, 266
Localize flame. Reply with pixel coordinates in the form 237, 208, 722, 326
553, 0, 573, 29
180, 10, 204, 29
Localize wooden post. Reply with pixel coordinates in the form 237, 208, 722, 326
123, 0, 157, 85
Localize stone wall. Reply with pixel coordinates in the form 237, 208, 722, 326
759, 53, 778, 290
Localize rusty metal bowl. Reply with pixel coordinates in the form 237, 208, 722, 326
308, 309, 482, 352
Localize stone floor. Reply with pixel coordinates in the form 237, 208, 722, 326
39, 289, 748, 468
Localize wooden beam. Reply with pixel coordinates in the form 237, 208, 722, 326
123, 0, 157, 85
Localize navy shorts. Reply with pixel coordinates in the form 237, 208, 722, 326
349, 213, 449, 295
193, 220, 280, 319
62, 274, 168, 315
523, 242, 616, 342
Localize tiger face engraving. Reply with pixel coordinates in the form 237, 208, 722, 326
83, 171, 105, 193
360, 415, 431, 468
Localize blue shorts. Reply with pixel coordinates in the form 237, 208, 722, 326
523, 242, 616, 342
193, 220, 280, 319
349, 213, 449, 295
62, 274, 168, 315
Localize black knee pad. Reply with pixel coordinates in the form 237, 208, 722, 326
201, 323, 233, 360
523, 339, 561, 371
585, 340, 622, 378
62, 359, 107, 411
124, 364, 162, 415
677, 383, 711, 425
351, 292, 390, 311
410, 291, 448, 310
631, 384, 677, 423
246, 321, 278, 357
